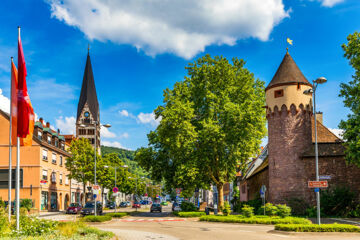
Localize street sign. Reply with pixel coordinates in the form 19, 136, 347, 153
113, 187, 119, 193
93, 189, 100, 195
314, 188, 320, 193
319, 175, 331, 180
93, 185, 100, 190
176, 188, 181, 194
144, 193, 148, 197
308, 181, 328, 188
93, 194, 97, 199
40, 180, 47, 184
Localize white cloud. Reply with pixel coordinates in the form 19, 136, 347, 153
28, 78, 77, 102
120, 132, 129, 139
137, 112, 161, 127
119, 109, 129, 117
55, 116, 76, 134
318, 0, 344, 7
101, 126, 116, 138
48, 0, 289, 59
0, 89, 10, 114
329, 128, 344, 139
102, 140, 131, 150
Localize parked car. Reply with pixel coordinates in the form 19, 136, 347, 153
66, 203, 82, 214
172, 202, 181, 211
126, 201, 131, 207
150, 203, 162, 213
119, 202, 128, 208
106, 201, 116, 209
80, 201, 103, 216
132, 202, 141, 208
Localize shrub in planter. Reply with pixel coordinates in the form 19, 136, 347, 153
276, 204, 291, 218
107, 212, 129, 218
275, 223, 360, 232
241, 205, 254, 218
177, 212, 206, 217
20, 199, 33, 212
82, 215, 112, 222
222, 202, 231, 216
180, 202, 197, 212
261, 203, 278, 216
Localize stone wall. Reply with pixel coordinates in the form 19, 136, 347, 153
267, 104, 312, 203
246, 168, 269, 201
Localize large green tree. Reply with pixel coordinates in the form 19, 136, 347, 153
66, 138, 98, 204
136, 54, 266, 208
340, 32, 360, 167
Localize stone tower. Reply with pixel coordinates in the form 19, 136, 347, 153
76, 51, 100, 151
266, 51, 313, 203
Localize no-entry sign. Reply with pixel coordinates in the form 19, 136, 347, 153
113, 187, 119, 193
308, 181, 328, 188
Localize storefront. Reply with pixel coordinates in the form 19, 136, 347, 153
41, 191, 48, 210
50, 192, 57, 210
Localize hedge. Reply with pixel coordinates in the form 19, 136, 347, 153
106, 212, 129, 218
199, 215, 311, 225
174, 212, 206, 218
275, 223, 360, 232
81, 215, 112, 222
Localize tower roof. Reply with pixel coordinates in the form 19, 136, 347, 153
77, 53, 99, 122
266, 51, 311, 91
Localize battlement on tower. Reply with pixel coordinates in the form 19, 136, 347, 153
266, 103, 312, 118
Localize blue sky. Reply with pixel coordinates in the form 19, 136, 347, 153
0, 0, 359, 150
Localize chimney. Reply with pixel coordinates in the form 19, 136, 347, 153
46, 122, 50, 128
39, 117, 44, 125
316, 112, 323, 125
57, 129, 60, 134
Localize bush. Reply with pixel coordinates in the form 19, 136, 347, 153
81, 215, 112, 222
321, 186, 359, 217
14, 216, 58, 236
20, 207, 28, 216
200, 215, 311, 225
180, 201, 197, 212
106, 212, 129, 218
20, 199, 33, 211
286, 198, 309, 216
306, 206, 317, 218
222, 202, 231, 216
176, 212, 206, 218
275, 223, 360, 232
237, 198, 262, 214
261, 203, 278, 216
241, 205, 254, 218
276, 204, 291, 218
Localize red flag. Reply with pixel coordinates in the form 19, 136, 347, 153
10, 59, 18, 145
17, 30, 34, 141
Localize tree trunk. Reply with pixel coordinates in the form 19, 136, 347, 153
217, 183, 224, 211
82, 183, 86, 205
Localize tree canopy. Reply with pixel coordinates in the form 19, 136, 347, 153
340, 32, 360, 167
136, 54, 267, 207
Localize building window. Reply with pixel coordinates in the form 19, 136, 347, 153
87, 129, 95, 135
51, 172, 56, 183
59, 174, 63, 184
83, 118, 90, 124
41, 191, 48, 210
47, 136, 51, 144
297, 83, 301, 90
55, 140, 58, 147
61, 143, 65, 150
42, 170, 48, 180
60, 156, 63, 166
274, 89, 284, 98
65, 176, 69, 185
91, 138, 95, 144
38, 131, 42, 141
79, 129, 86, 135
42, 149, 48, 161
52, 153, 57, 164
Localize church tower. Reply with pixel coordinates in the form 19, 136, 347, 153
265, 51, 313, 203
76, 51, 100, 151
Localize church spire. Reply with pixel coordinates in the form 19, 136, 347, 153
77, 51, 99, 122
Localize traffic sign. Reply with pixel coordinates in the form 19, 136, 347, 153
113, 187, 119, 193
93, 185, 100, 190
314, 188, 320, 193
308, 181, 328, 188
319, 175, 331, 180
93, 194, 97, 199
40, 180, 47, 184
176, 188, 181, 194
144, 193, 148, 197
93, 189, 100, 195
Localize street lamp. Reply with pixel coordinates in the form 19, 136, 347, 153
81, 122, 111, 216
104, 165, 128, 213
304, 76, 327, 225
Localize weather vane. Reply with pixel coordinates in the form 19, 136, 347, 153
286, 37, 293, 52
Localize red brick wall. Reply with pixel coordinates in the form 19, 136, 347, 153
267, 104, 312, 203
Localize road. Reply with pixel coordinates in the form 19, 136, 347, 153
91, 205, 360, 240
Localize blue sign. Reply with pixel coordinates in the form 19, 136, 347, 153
93, 194, 97, 199
314, 188, 319, 193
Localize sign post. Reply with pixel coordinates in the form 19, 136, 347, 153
260, 185, 267, 215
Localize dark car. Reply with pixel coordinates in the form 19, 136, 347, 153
132, 202, 141, 208
80, 201, 103, 216
66, 203, 82, 214
172, 202, 181, 211
150, 203, 162, 213
119, 202, 128, 208
106, 201, 116, 209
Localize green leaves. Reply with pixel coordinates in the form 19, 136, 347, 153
340, 32, 360, 167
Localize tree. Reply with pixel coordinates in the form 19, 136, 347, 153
66, 138, 98, 204
340, 32, 360, 167
136, 54, 266, 208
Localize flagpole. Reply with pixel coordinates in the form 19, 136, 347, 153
16, 26, 20, 231
8, 57, 13, 222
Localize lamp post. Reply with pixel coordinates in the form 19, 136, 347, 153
128, 176, 144, 211
104, 165, 128, 213
304, 76, 327, 225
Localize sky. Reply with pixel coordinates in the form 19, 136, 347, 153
0, 0, 358, 150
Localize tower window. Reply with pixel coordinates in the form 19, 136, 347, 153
274, 89, 284, 98
297, 83, 301, 90
79, 129, 86, 135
